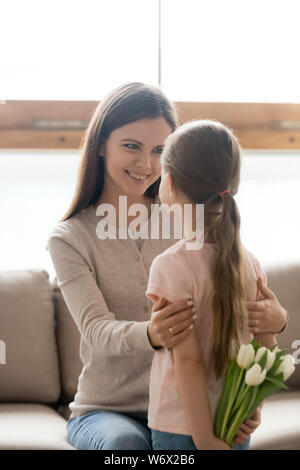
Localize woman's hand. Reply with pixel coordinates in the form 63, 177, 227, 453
234, 404, 263, 445
246, 276, 288, 335
147, 297, 196, 349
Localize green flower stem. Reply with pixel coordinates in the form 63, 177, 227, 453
224, 388, 253, 447
220, 366, 244, 440
230, 384, 250, 417
214, 362, 235, 438
234, 367, 245, 400
226, 386, 259, 447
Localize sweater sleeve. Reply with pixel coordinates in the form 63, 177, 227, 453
47, 233, 156, 356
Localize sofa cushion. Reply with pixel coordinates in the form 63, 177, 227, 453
0, 404, 74, 449
266, 262, 300, 389
51, 277, 82, 403
0, 269, 60, 402
250, 390, 300, 450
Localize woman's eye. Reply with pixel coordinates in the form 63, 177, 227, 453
123, 144, 163, 154
123, 143, 139, 150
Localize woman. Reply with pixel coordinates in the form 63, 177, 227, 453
47, 82, 288, 450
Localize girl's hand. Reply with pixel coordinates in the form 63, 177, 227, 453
147, 297, 196, 349
246, 276, 288, 335
234, 405, 262, 445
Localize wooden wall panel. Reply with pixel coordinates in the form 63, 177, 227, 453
1, 100, 300, 149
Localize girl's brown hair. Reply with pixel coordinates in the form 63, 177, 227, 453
60, 82, 178, 222
162, 119, 250, 380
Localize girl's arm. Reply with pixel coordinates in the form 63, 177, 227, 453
172, 328, 231, 450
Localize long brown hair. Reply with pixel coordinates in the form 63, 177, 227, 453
60, 82, 178, 222
162, 119, 249, 380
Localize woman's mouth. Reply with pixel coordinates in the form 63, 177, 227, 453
124, 170, 151, 182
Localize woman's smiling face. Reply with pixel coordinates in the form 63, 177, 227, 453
100, 117, 173, 198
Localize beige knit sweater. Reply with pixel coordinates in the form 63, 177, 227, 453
47, 198, 176, 419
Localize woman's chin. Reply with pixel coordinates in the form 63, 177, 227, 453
119, 185, 152, 199
121, 180, 155, 198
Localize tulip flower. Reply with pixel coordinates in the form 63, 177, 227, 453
245, 363, 267, 386
255, 347, 276, 371
237, 344, 255, 369
276, 355, 296, 381
214, 338, 295, 448
255, 346, 267, 361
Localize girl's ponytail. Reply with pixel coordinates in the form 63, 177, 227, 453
210, 192, 249, 380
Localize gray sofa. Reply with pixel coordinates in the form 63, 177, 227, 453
0, 263, 299, 450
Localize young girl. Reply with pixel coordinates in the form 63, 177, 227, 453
146, 119, 277, 450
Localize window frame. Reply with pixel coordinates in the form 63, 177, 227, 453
1, 100, 300, 149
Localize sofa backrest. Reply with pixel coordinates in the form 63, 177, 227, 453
266, 262, 300, 389
51, 278, 82, 404
0, 269, 61, 403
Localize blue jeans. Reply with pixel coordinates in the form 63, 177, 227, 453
66, 410, 152, 450
151, 429, 251, 451
67, 409, 250, 451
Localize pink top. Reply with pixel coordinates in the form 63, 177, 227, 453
145, 237, 266, 435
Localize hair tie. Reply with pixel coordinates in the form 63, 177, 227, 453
219, 189, 230, 197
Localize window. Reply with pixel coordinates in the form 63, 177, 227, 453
0, 150, 79, 276
0, 0, 159, 100
161, 0, 300, 102
1, 149, 299, 276
238, 150, 300, 266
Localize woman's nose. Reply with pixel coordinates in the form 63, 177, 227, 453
135, 153, 152, 169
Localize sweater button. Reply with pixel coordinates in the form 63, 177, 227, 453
135, 254, 140, 261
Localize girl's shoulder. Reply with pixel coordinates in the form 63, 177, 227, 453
149, 238, 190, 277
241, 245, 266, 281
152, 239, 218, 280
157, 238, 187, 257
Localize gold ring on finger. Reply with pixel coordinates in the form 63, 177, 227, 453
169, 327, 175, 335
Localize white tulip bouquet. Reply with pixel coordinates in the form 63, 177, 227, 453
214, 338, 296, 448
